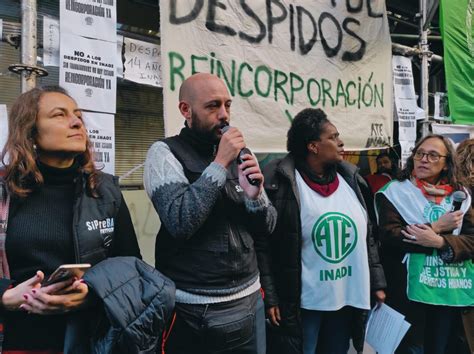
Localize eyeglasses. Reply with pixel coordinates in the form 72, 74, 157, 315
413, 151, 447, 162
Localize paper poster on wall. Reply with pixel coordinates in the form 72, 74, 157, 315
59, 0, 117, 43
60, 33, 116, 113
83, 112, 115, 175
123, 37, 162, 87
392, 55, 417, 141
43, 16, 60, 67
160, 0, 393, 152
0, 105, 8, 166
400, 140, 415, 168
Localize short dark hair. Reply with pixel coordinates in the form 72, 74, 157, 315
376, 152, 391, 162
287, 108, 330, 159
398, 134, 461, 189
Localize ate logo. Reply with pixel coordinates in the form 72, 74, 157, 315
425, 204, 448, 223
312, 212, 358, 263
424, 197, 451, 222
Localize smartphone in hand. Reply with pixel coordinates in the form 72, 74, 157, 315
42, 264, 91, 287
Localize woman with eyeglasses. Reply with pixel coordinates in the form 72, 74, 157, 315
375, 135, 474, 354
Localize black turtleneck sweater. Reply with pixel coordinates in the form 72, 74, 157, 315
3, 162, 140, 350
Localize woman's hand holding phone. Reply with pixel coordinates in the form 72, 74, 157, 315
1, 271, 44, 311
20, 278, 89, 314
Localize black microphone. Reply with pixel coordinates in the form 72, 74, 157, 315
220, 123, 260, 186
452, 190, 467, 212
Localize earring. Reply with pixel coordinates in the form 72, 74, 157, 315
33, 144, 37, 150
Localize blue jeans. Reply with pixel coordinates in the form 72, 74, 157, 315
301, 307, 352, 354
165, 290, 265, 354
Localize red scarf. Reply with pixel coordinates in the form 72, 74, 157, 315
412, 175, 454, 204
300, 172, 340, 197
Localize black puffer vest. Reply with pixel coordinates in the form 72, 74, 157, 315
155, 131, 259, 291
72, 172, 122, 265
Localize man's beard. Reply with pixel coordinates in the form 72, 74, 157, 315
190, 111, 220, 143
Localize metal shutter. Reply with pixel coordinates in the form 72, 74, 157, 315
115, 82, 164, 186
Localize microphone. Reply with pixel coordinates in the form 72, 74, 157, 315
220, 123, 260, 186
452, 190, 467, 212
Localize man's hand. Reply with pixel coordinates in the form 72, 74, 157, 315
1, 271, 44, 311
431, 211, 463, 234
238, 153, 263, 199
267, 305, 281, 326
214, 127, 245, 168
20, 278, 89, 315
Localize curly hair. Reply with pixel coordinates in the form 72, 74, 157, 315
398, 134, 461, 190
1, 86, 99, 198
456, 138, 474, 188
287, 108, 330, 159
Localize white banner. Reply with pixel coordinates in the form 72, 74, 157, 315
432, 123, 474, 148
123, 37, 162, 87
43, 16, 60, 67
60, 0, 117, 43
0, 105, 8, 166
83, 112, 115, 175
160, 1, 393, 152
392, 55, 417, 141
60, 33, 116, 113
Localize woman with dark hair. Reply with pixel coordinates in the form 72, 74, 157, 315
258, 108, 386, 354
376, 135, 474, 354
0, 86, 143, 352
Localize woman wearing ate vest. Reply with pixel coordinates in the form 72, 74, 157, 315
0, 86, 142, 353
375, 135, 474, 354
258, 108, 386, 354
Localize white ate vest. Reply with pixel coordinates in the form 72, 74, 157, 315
296, 171, 371, 311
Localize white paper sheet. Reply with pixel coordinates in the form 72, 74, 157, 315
43, 16, 60, 66
365, 303, 411, 354
83, 112, 115, 175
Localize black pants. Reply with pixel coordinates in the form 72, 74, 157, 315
165, 291, 266, 354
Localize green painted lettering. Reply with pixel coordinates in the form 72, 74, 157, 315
168, 51, 185, 91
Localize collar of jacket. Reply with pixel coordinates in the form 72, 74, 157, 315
265, 154, 367, 211
268, 154, 360, 189
178, 126, 218, 157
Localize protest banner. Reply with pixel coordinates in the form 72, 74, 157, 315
440, 0, 474, 124
60, 33, 116, 113
60, 0, 117, 43
123, 37, 162, 87
160, 0, 393, 152
83, 111, 115, 174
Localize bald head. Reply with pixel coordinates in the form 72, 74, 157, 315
179, 73, 228, 104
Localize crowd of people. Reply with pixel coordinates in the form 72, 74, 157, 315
0, 74, 472, 354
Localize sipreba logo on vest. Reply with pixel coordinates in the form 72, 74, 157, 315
86, 218, 115, 234
312, 212, 358, 264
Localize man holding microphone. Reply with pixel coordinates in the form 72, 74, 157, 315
144, 73, 276, 354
